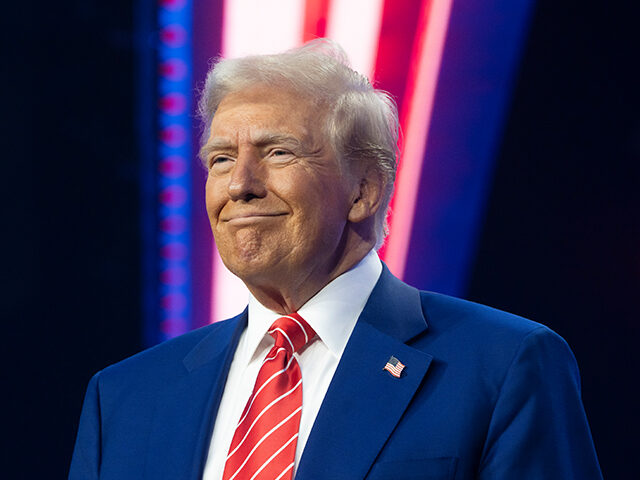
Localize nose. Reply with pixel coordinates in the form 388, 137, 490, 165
227, 153, 267, 201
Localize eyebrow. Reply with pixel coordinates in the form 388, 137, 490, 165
250, 132, 304, 149
199, 140, 234, 164
199, 131, 310, 164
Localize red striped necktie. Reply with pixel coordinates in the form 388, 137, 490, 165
222, 313, 316, 480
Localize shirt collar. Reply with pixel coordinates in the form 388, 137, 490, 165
245, 249, 383, 362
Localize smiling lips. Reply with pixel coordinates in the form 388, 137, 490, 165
223, 212, 287, 225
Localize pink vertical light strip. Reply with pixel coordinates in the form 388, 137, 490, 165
222, 0, 305, 57
325, 0, 385, 80
382, 0, 454, 278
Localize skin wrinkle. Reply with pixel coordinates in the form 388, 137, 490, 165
204, 85, 383, 314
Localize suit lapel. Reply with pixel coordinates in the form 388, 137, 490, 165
144, 311, 247, 480
296, 267, 433, 479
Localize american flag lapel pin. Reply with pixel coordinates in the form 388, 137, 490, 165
383, 356, 405, 378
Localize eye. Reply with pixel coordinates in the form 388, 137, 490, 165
209, 155, 230, 165
268, 148, 294, 162
208, 155, 235, 172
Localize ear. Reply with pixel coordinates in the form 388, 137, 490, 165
348, 166, 386, 224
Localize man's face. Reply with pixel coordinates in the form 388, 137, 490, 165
203, 85, 357, 289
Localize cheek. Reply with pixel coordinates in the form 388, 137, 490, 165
205, 177, 224, 219
292, 187, 349, 239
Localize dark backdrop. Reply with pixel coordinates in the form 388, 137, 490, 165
467, 2, 639, 477
3, 1, 638, 478
4, 0, 141, 476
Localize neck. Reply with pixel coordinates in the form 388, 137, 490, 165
245, 241, 374, 314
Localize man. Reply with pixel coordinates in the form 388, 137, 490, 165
69, 40, 602, 479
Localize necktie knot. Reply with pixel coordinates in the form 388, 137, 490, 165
268, 312, 315, 354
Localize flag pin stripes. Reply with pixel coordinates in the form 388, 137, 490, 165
383, 356, 405, 378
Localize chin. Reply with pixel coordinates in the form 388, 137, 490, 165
219, 248, 277, 280
218, 228, 293, 277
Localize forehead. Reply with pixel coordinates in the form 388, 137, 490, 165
209, 85, 324, 143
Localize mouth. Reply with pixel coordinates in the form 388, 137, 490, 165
223, 212, 287, 225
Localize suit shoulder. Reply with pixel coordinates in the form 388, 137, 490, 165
415, 291, 580, 401
420, 290, 552, 337
417, 291, 573, 366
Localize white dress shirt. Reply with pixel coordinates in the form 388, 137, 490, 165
202, 250, 383, 479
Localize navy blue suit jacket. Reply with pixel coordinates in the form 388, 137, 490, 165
69, 267, 602, 479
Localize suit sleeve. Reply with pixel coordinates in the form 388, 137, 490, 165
478, 327, 603, 479
68, 372, 102, 480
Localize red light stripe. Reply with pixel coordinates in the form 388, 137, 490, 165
373, 0, 424, 116
303, 0, 331, 41
381, 0, 453, 277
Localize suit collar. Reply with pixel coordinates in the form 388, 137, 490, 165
359, 263, 428, 341
145, 310, 247, 480
183, 309, 247, 372
296, 267, 432, 479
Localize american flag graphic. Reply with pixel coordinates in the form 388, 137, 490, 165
384, 356, 405, 378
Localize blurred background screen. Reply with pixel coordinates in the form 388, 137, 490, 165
3, 0, 638, 477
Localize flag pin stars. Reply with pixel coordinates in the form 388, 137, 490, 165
383, 356, 405, 378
